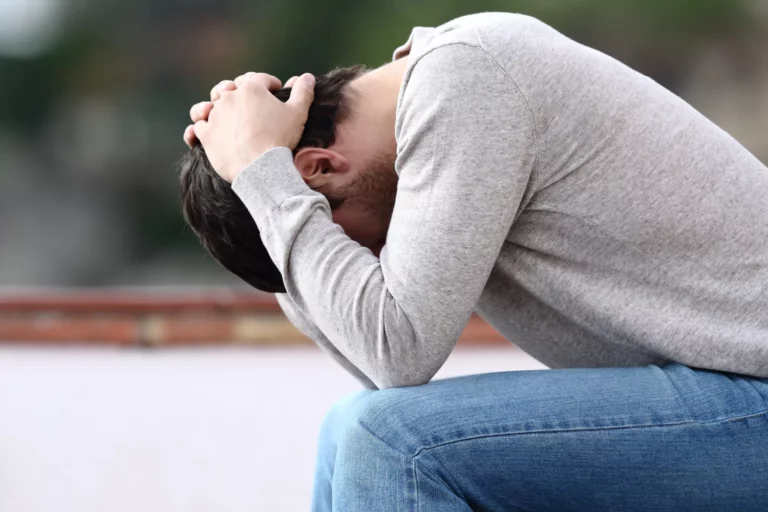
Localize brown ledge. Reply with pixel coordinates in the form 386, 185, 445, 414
0, 289, 281, 313
0, 289, 508, 347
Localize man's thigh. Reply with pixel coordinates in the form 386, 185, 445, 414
348, 364, 768, 511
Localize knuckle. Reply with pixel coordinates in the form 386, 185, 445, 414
241, 79, 259, 91
236, 73, 255, 86
253, 72, 278, 85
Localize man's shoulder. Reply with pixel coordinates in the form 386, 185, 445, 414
429, 12, 548, 48
396, 13, 545, 117
394, 15, 539, 161
406, 13, 555, 75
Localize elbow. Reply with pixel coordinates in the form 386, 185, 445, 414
368, 316, 456, 389
371, 357, 442, 390
373, 370, 435, 390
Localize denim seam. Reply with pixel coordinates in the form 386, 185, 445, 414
357, 421, 413, 456
364, 411, 767, 510
356, 420, 419, 507
413, 457, 419, 512
405, 412, 768, 511
412, 419, 698, 457
412, 410, 768, 457
707, 409, 768, 424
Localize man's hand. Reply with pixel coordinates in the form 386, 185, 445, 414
183, 73, 306, 148
188, 71, 315, 183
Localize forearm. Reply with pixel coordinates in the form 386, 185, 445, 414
233, 150, 459, 389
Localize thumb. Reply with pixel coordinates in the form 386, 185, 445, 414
287, 73, 315, 111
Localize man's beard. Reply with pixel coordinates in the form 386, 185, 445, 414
352, 150, 399, 226
327, 150, 399, 230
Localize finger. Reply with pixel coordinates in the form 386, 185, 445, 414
210, 80, 236, 102
286, 73, 315, 110
285, 75, 300, 88
241, 72, 282, 91
193, 120, 208, 145
234, 72, 253, 88
183, 125, 197, 148
189, 101, 214, 123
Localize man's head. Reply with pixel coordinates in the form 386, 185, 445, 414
180, 65, 401, 293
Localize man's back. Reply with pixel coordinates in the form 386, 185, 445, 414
398, 13, 768, 375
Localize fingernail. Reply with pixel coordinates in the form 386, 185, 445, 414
303, 73, 315, 87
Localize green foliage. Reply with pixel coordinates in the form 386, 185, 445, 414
0, 0, 751, 128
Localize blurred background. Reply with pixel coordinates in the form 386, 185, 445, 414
1, 0, 767, 286
1, 0, 767, 510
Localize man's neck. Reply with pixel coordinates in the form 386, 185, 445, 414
358, 55, 410, 103
343, 57, 409, 147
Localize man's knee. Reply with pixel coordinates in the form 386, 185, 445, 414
335, 386, 430, 456
318, 389, 374, 448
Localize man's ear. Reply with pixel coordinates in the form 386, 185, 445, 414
294, 147, 351, 187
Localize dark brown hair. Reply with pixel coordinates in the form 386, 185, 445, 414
179, 66, 366, 293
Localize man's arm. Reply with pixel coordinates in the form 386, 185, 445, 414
275, 292, 378, 389
232, 44, 537, 388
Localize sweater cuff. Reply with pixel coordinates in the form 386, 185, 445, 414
231, 146, 312, 218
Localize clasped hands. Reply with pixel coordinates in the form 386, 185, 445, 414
183, 72, 315, 182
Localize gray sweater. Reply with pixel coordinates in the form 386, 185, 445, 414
232, 13, 768, 389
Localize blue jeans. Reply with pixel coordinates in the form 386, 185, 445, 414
311, 364, 768, 511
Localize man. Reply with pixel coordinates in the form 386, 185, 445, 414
181, 12, 768, 511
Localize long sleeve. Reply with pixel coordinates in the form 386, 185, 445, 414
275, 292, 377, 389
232, 42, 537, 389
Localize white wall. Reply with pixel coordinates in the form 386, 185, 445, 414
0, 346, 545, 512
